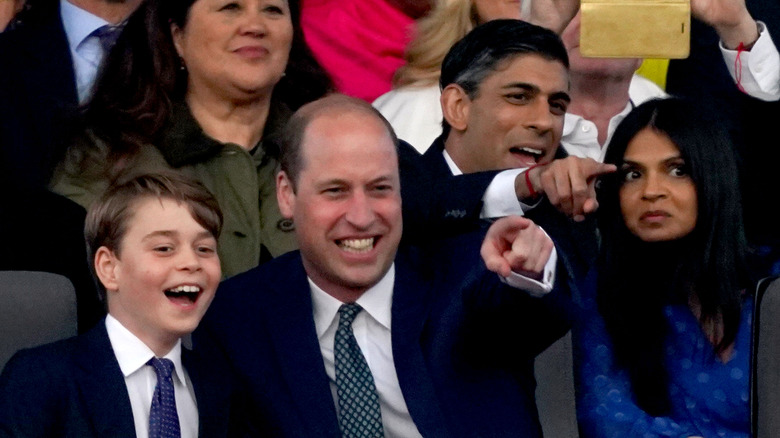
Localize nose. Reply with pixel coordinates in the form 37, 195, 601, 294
240, 9, 268, 37
344, 190, 377, 229
178, 248, 203, 272
525, 99, 554, 134
641, 171, 668, 201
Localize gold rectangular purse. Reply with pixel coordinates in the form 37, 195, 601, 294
580, 0, 690, 59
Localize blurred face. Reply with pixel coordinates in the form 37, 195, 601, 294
277, 111, 402, 302
451, 54, 570, 173
97, 198, 221, 355
561, 12, 641, 79
472, 0, 521, 23
172, 0, 293, 100
619, 128, 697, 242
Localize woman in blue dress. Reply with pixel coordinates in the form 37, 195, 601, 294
574, 97, 753, 438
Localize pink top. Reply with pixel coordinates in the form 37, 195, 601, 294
301, 0, 415, 102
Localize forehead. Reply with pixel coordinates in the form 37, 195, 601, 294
624, 129, 680, 161
479, 53, 569, 90
299, 111, 398, 181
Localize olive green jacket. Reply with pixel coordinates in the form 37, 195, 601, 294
51, 103, 297, 278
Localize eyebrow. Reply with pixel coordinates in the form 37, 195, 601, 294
622, 154, 684, 167
501, 82, 571, 103
141, 230, 215, 241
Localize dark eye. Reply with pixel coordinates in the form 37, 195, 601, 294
670, 164, 688, 177
264, 4, 284, 14
154, 245, 174, 254
506, 93, 530, 104
219, 2, 241, 12
197, 245, 217, 255
550, 100, 568, 116
622, 169, 641, 182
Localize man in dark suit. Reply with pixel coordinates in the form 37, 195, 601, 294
402, 20, 616, 280
0, 174, 233, 437
195, 94, 569, 436
0, 0, 142, 188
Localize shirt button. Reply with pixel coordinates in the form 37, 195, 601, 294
582, 125, 591, 132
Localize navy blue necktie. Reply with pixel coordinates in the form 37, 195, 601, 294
90, 24, 122, 53
335, 303, 385, 438
148, 358, 181, 438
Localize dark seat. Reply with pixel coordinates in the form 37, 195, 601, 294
752, 275, 780, 438
0, 271, 77, 372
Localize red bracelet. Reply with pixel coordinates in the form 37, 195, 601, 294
735, 42, 747, 93
524, 164, 541, 198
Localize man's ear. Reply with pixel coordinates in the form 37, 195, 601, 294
441, 84, 471, 132
94, 246, 120, 293
276, 171, 296, 219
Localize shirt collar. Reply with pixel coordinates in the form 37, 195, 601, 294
105, 315, 188, 387
310, 264, 395, 339
60, 0, 110, 52
442, 150, 462, 176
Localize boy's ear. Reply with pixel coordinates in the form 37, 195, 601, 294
94, 246, 120, 293
441, 83, 471, 132
276, 171, 296, 219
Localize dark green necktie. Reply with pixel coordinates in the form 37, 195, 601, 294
335, 303, 385, 438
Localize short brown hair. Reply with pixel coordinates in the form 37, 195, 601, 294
85, 172, 223, 301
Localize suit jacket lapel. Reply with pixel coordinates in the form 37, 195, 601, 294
391, 254, 450, 438
73, 323, 136, 437
261, 256, 341, 436
15, 1, 79, 107
183, 348, 231, 438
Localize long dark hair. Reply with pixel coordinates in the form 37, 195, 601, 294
84, 0, 332, 155
595, 97, 749, 415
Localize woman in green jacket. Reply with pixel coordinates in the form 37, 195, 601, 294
52, 0, 332, 277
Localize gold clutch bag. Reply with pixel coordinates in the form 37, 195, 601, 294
580, 0, 690, 59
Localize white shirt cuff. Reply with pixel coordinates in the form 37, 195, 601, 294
480, 169, 539, 219
499, 243, 557, 298
720, 21, 780, 101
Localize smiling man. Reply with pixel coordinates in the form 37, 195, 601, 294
195, 94, 570, 437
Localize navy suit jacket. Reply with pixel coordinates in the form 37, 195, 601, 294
0, 0, 80, 188
411, 136, 598, 282
195, 235, 570, 437
0, 321, 233, 437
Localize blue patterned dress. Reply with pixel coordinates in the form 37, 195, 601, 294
573, 277, 753, 438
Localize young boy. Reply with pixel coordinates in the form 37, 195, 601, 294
0, 173, 231, 437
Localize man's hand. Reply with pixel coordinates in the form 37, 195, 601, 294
691, 0, 758, 49
515, 156, 616, 221
520, 0, 580, 35
481, 216, 554, 281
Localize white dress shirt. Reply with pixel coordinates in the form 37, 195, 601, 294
721, 21, 780, 102
60, 0, 111, 103
310, 258, 555, 437
311, 266, 423, 438
105, 315, 199, 438
562, 74, 667, 162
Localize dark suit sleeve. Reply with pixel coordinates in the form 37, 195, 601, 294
0, 349, 64, 437
430, 232, 572, 364
398, 140, 498, 244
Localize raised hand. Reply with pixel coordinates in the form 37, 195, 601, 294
481, 215, 554, 280
516, 156, 617, 221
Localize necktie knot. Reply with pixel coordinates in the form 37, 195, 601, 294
91, 24, 122, 52
338, 303, 363, 327
148, 357, 175, 379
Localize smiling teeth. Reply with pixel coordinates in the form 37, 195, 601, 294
340, 238, 374, 253
167, 285, 201, 293
520, 147, 543, 156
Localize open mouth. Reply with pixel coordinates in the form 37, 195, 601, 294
337, 237, 376, 254
164, 285, 201, 304
510, 146, 545, 164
